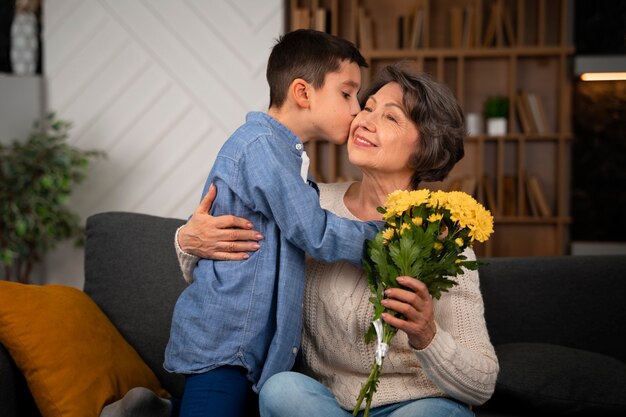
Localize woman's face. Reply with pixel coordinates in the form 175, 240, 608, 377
347, 82, 419, 179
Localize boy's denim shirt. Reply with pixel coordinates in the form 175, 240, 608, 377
164, 112, 380, 392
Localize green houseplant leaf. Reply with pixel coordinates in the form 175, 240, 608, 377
0, 112, 105, 283
483, 95, 509, 119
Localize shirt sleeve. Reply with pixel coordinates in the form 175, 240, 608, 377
232, 137, 381, 266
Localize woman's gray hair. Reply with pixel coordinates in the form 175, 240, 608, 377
360, 64, 466, 190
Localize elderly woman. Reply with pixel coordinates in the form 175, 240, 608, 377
176, 64, 498, 417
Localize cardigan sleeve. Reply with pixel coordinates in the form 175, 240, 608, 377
412, 251, 499, 405
174, 226, 199, 284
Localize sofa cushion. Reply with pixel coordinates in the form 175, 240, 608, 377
0, 281, 169, 417
492, 342, 626, 415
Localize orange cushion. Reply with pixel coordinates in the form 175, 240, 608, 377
0, 281, 169, 417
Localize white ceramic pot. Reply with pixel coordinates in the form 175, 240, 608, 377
486, 117, 507, 136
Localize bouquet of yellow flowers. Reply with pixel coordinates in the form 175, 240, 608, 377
353, 189, 494, 416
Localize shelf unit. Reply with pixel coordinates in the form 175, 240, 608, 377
287, 0, 574, 257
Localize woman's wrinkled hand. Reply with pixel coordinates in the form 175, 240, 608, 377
380, 276, 437, 350
177, 183, 263, 260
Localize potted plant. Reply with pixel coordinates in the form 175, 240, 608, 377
483, 95, 509, 136
0, 113, 104, 283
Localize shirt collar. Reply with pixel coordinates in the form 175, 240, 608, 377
246, 111, 305, 155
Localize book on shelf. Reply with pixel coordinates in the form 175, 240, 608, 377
397, 14, 413, 49
482, 175, 497, 213
526, 175, 552, 217
448, 175, 476, 196
448, 178, 462, 192
358, 7, 374, 50
291, 7, 311, 30
501, 4, 515, 45
483, 2, 516, 47
462, 5, 476, 47
461, 175, 477, 196
409, 8, 424, 49
450, 6, 463, 48
527, 93, 550, 134
525, 176, 539, 217
313, 7, 329, 33
516, 90, 551, 134
502, 175, 517, 216
515, 91, 536, 134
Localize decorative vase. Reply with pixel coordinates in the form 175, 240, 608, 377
10, 12, 38, 75
466, 113, 483, 136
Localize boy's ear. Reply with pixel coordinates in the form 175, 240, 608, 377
291, 78, 311, 109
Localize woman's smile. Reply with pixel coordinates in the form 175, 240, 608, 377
353, 133, 377, 147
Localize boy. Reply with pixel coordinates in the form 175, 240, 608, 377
164, 29, 379, 417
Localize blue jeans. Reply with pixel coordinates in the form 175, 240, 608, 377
180, 366, 259, 417
259, 372, 474, 417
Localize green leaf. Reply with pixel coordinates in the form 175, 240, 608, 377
0, 112, 105, 282
389, 233, 422, 277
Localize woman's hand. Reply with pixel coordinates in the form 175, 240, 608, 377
381, 276, 437, 350
177, 184, 263, 260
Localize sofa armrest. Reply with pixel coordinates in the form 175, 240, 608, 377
0, 343, 40, 417
84, 211, 187, 398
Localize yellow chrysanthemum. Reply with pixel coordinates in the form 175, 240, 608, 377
427, 213, 443, 223
381, 188, 494, 243
438, 191, 494, 242
455, 237, 464, 246
467, 207, 494, 242
433, 242, 443, 250
383, 189, 430, 219
381, 228, 395, 242
399, 223, 411, 235
427, 190, 449, 209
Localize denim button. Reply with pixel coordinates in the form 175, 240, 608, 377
295, 143, 303, 150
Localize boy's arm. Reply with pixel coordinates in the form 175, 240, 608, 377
237, 140, 382, 266
175, 184, 263, 283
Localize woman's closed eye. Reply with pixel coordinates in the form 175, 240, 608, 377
385, 113, 398, 123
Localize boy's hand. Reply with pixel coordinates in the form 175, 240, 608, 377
178, 184, 263, 260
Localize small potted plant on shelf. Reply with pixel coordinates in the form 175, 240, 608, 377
483, 95, 509, 136
0, 113, 105, 283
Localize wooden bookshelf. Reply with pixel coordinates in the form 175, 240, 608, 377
287, 0, 574, 257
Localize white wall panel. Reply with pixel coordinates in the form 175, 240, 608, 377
42, 0, 284, 287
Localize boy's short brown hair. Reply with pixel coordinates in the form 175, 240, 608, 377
266, 29, 368, 108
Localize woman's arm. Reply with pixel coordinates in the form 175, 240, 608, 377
175, 184, 263, 282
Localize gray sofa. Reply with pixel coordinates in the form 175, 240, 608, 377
1, 211, 625, 416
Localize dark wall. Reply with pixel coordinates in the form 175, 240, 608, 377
574, 0, 626, 54
571, 81, 626, 241
571, 1, 626, 242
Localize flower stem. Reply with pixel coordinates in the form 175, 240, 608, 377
352, 360, 383, 417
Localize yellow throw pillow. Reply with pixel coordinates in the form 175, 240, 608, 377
0, 281, 169, 417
